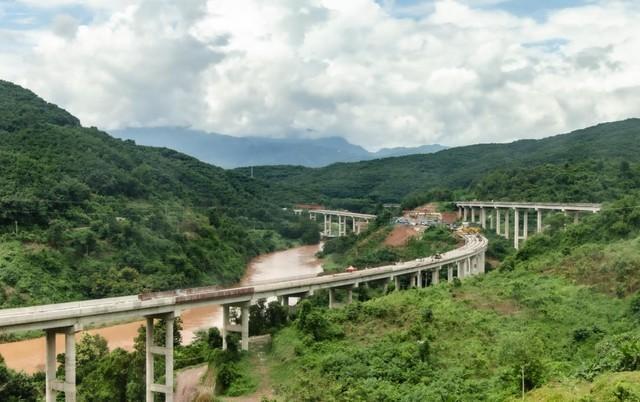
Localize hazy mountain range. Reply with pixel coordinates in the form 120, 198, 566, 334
110, 127, 447, 168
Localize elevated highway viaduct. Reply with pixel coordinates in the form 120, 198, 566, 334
293, 208, 376, 236
455, 201, 602, 249
0, 233, 486, 402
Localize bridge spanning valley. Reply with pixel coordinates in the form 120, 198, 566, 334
294, 208, 376, 236
0, 201, 603, 401
0, 235, 486, 402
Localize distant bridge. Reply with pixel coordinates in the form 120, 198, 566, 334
455, 201, 602, 249
0, 231, 485, 402
293, 208, 376, 236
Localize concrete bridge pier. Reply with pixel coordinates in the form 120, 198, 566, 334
145, 312, 175, 402
505, 210, 510, 239
456, 261, 463, 279
480, 207, 487, 229
45, 326, 77, 402
514, 209, 520, 250
463, 207, 468, 221
416, 270, 423, 288
447, 265, 454, 283
222, 303, 249, 352
329, 289, 336, 309
536, 209, 542, 233
495, 209, 501, 235
431, 269, 440, 285
394, 276, 400, 291
323, 214, 331, 236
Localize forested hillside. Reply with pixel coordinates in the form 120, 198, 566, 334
240, 119, 640, 211
265, 196, 640, 401
0, 80, 317, 308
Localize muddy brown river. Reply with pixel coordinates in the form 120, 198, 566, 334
0, 243, 323, 374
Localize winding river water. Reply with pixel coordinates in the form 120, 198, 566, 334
0, 243, 323, 374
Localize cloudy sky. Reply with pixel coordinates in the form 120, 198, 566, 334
1, 0, 639, 150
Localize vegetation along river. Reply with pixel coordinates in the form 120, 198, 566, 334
0, 243, 324, 374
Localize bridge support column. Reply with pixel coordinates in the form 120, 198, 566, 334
479, 252, 486, 274
457, 261, 463, 279
480, 207, 486, 229
222, 303, 250, 352
46, 326, 77, 402
505, 209, 510, 239
514, 209, 520, 250
432, 269, 439, 285
447, 265, 453, 283
416, 270, 423, 288
495, 209, 501, 235
394, 276, 400, 291
574, 212, 580, 224
352, 217, 356, 233
470, 207, 475, 223
463, 207, 468, 221
537, 209, 542, 233
383, 278, 390, 293
458, 206, 462, 219
329, 289, 335, 309
279, 295, 289, 308
146, 312, 175, 402
523, 211, 529, 241
347, 287, 353, 304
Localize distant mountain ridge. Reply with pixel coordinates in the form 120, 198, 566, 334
111, 127, 447, 168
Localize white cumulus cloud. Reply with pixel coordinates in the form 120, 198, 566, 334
1, 0, 639, 150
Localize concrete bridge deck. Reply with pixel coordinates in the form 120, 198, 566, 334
455, 201, 601, 212
455, 200, 603, 250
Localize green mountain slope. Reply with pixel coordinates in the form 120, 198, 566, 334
240, 119, 640, 208
0, 80, 314, 308
266, 198, 640, 401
